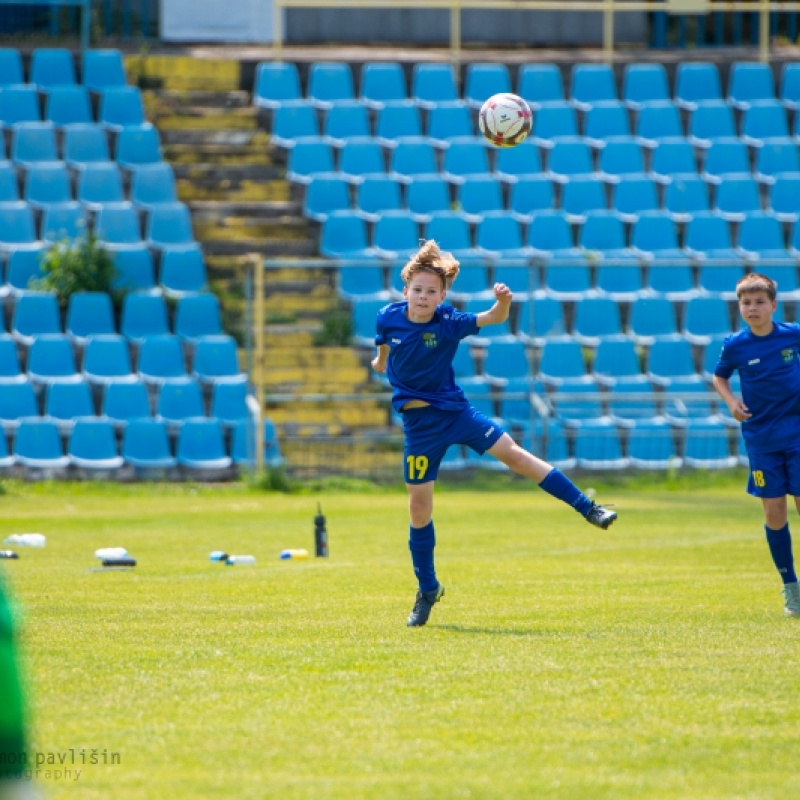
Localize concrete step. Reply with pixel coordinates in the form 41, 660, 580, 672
154, 111, 258, 131
200, 238, 319, 257
178, 178, 289, 203
144, 89, 251, 110
194, 217, 309, 242
160, 129, 267, 147
125, 55, 240, 92
262, 347, 362, 369
266, 402, 388, 429
173, 163, 282, 182
165, 143, 274, 166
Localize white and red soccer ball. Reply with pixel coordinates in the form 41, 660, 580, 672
478, 93, 532, 148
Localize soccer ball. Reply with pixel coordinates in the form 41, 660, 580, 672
478, 93, 532, 148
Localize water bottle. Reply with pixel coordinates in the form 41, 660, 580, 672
314, 504, 328, 558
95, 547, 128, 560
225, 555, 256, 566
0, 550, 19, 560
102, 556, 136, 567
279, 549, 309, 560
4, 534, 46, 548
209, 550, 229, 562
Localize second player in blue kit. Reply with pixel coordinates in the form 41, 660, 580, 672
372, 240, 618, 627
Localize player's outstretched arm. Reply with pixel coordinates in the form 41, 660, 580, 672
476, 283, 513, 328
372, 344, 390, 374
712, 375, 752, 421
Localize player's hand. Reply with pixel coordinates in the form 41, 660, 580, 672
730, 401, 752, 421
493, 283, 513, 304
371, 356, 387, 374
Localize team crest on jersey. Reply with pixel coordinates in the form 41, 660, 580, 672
782, 348, 794, 363
423, 332, 438, 349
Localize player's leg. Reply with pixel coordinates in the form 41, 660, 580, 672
487, 432, 617, 529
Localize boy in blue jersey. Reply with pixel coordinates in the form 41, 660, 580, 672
372, 240, 617, 627
713, 273, 800, 617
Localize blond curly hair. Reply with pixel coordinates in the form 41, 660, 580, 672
400, 240, 460, 290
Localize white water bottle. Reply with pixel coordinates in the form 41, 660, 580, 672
95, 547, 128, 560
226, 555, 256, 566
5, 534, 46, 548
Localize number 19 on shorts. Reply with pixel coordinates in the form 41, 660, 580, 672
406, 455, 429, 481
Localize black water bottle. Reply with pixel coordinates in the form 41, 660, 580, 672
314, 503, 329, 558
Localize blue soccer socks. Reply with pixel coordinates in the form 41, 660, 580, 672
765, 524, 798, 585
538, 468, 593, 517
409, 521, 438, 593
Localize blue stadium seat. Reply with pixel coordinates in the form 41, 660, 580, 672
584, 101, 630, 147
137, 334, 186, 385
701, 138, 751, 186
518, 63, 564, 109
570, 63, 617, 111
561, 176, 607, 223
82, 335, 137, 387
120, 292, 170, 345
476, 213, 533, 261
304, 174, 351, 222
508, 176, 554, 224
687, 101, 737, 149
44, 381, 94, 432
81, 49, 127, 93
645, 257, 697, 301
675, 62, 722, 110
628, 418, 681, 469
338, 263, 388, 301
499, 377, 542, 431
352, 298, 387, 346
68, 418, 124, 471
63, 123, 111, 169
411, 64, 458, 109
406, 175, 450, 222
66, 291, 115, 346
464, 63, 512, 109
285, 137, 336, 184
307, 62, 354, 109
441, 137, 491, 183
516, 297, 566, 346
0, 162, 17, 200
373, 210, 419, 261
322, 100, 371, 147
375, 101, 422, 146
177, 418, 232, 472
338, 136, 385, 182
664, 175, 709, 222
101, 380, 150, 427
578, 209, 628, 254
593, 339, 643, 386
425, 212, 480, 261
0, 381, 37, 432
13, 419, 70, 471
429, 101, 476, 145
742, 100, 790, 147
11, 122, 59, 167
737, 212, 800, 298
682, 295, 732, 344
0, 335, 25, 386
77, 162, 125, 211
482, 339, 531, 382
574, 419, 629, 470
553, 380, 606, 428
781, 62, 800, 110
0, 202, 39, 253
156, 377, 205, 429
622, 63, 669, 110
538, 339, 589, 385
24, 163, 72, 209
683, 417, 737, 468
631, 210, 681, 258
270, 101, 320, 148
493, 140, 542, 183
754, 138, 800, 184
95, 202, 141, 248
130, 163, 178, 210
355, 174, 403, 222
608, 377, 659, 427
174, 293, 222, 345
360, 62, 407, 109
98, 86, 146, 132
27, 334, 81, 387
546, 137, 595, 182
597, 136, 646, 182
0, 86, 40, 124
30, 48, 75, 88
192, 335, 244, 386
714, 175, 762, 222
650, 137, 697, 184
388, 136, 437, 182
685, 212, 743, 295
493, 260, 538, 298
628, 296, 679, 343
458, 175, 504, 223
35, 201, 81, 246
3, 247, 46, 296
0, 49, 24, 86
122, 419, 177, 470
769, 173, 800, 223
146, 203, 195, 250
702, 334, 733, 381
159, 246, 207, 298
253, 62, 301, 110
635, 101, 683, 148
210, 381, 250, 428
527, 418, 576, 470
462, 381, 497, 421
10, 291, 60, 346
729, 62, 775, 110
112, 246, 157, 293
612, 175, 659, 223
115, 123, 162, 170
320, 211, 375, 259
231, 418, 285, 468
530, 101, 578, 147
45, 85, 92, 127
647, 339, 697, 385
572, 296, 623, 346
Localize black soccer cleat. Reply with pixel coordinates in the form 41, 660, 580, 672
585, 502, 617, 530
407, 583, 445, 627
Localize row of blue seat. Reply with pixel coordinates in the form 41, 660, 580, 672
0, 48, 126, 92
0, 416, 279, 474
253, 60, 800, 114
0, 122, 162, 170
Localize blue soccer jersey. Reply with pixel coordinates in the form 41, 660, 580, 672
375, 301, 479, 412
714, 322, 800, 454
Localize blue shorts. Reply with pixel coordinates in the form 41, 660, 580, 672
402, 404, 505, 484
746, 445, 800, 498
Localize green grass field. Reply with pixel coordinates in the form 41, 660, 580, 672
2, 475, 800, 800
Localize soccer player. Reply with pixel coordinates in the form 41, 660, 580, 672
372, 240, 617, 627
713, 273, 800, 617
